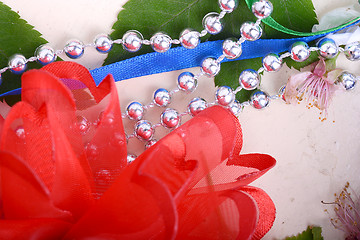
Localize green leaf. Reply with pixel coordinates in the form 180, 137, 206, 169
262, 0, 318, 39
104, 0, 219, 65
0, 2, 48, 98
285, 226, 324, 240
214, 58, 262, 103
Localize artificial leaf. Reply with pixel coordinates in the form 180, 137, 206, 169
104, 0, 219, 65
211, 0, 318, 40
284, 51, 319, 71
214, 58, 262, 103
285, 226, 324, 240
261, 0, 318, 39
0, 2, 48, 98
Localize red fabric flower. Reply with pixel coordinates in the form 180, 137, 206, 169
0, 62, 276, 240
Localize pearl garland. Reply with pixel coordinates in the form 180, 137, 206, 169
1, 0, 239, 77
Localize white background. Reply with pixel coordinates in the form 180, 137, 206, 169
2, 0, 360, 239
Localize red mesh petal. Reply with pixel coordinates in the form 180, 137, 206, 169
0, 219, 71, 240
83, 75, 128, 196
0, 102, 55, 190
42, 61, 111, 102
64, 146, 179, 240
44, 63, 128, 196
0, 62, 276, 239
0, 151, 71, 220
240, 186, 276, 240
48, 106, 93, 220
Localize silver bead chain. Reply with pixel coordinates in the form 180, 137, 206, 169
124, 0, 275, 159
1, 0, 239, 77
123, 0, 360, 160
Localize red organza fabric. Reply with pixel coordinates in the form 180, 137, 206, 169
0, 62, 276, 240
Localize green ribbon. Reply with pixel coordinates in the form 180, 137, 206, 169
245, 0, 360, 36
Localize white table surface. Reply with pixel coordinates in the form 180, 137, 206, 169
3, 0, 360, 239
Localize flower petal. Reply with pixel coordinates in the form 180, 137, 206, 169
84, 74, 128, 196
0, 102, 56, 190
240, 186, 276, 240
0, 151, 71, 220
0, 219, 71, 240
284, 72, 312, 104
313, 58, 326, 77
175, 189, 260, 240
42, 62, 111, 103
44, 62, 128, 196
64, 145, 179, 240
49, 105, 94, 220
326, 68, 343, 84
64, 106, 271, 239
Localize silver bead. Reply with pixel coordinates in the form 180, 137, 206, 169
160, 108, 180, 129
290, 41, 310, 62
122, 30, 143, 52
202, 12, 223, 35
35, 45, 56, 65
127, 154, 137, 164
8, 54, 27, 74
250, 91, 270, 109
252, 0, 273, 19
134, 120, 154, 141
76, 116, 91, 135
239, 69, 260, 90
219, 0, 238, 12
317, 38, 338, 59
150, 32, 172, 53
240, 22, 262, 41
64, 39, 84, 59
64, 40, 85, 59
337, 71, 357, 90
177, 72, 198, 93
94, 34, 112, 53
179, 29, 200, 49
262, 53, 282, 72
215, 86, 235, 106
228, 100, 243, 116
126, 101, 144, 120
201, 57, 221, 77
15, 126, 26, 139
344, 41, 360, 61
188, 97, 208, 116
222, 38, 242, 59
145, 139, 157, 149
153, 88, 171, 107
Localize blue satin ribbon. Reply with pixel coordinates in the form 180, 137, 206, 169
1, 19, 359, 98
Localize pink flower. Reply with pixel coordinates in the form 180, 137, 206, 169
323, 182, 360, 239
284, 58, 342, 112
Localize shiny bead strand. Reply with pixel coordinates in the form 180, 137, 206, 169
0, 0, 239, 82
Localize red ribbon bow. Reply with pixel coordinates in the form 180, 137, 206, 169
0, 62, 276, 239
